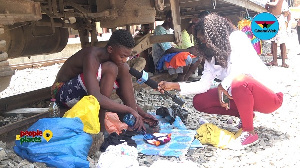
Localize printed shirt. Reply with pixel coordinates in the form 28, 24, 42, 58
179, 31, 280, 95
152, 25, 173, 66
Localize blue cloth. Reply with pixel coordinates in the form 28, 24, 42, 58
14, 118, 92, 168
132, 113, 196, 157
156, 52, 179, 71
56, 75, 88, 108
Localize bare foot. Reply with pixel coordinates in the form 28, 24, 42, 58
281, 63, 289, 68
265, 61, 278, 66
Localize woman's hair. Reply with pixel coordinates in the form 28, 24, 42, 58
193, 13, 236, 68
107, 29, 135, 49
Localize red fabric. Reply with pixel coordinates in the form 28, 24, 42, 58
193, 75, 283, 132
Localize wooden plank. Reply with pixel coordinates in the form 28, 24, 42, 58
221, 0, 267, 13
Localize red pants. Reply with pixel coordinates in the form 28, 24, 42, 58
193, 75, 283, 131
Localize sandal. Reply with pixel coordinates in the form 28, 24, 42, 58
265, 61, 278, 66
281, 63, 289, 68
266, 53, 273, 56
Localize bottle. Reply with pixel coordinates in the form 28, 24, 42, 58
48, 98, 60, 117
123, 114, 136, 127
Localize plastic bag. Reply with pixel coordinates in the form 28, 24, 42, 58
195, 123, 235, 149
14, 118, 92, 168
64, 95, 100, 134
105, 112, 128, 135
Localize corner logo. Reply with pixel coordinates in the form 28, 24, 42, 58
255, 21, 275, 29
251, 12, 279, 40
16, 129, 53, 144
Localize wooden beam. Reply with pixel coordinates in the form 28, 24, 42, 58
221, 0, 267, 13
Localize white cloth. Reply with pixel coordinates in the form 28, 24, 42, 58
271, 14, 288, 44
96, 143, 140, 168
281, 0, 289, 12
179, 31, 280, 96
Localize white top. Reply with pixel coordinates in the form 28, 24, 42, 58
179, 31, 280, 96
281, 0, 289, 12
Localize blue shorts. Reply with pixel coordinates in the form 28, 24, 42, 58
55, 75, 88, 108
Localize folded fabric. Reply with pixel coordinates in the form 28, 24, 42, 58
165, 52, 196, 69
156, 52, 179, 71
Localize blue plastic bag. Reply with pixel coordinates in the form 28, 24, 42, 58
14, 117, 92, 168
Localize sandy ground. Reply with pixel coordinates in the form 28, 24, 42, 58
0, 31, 300, 168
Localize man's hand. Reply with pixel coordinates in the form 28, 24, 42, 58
217, 84, 233, 110
130, 110, 145, 131
188, 46, 201, 57
141, 112, 158, 127
137, 105, 158, 127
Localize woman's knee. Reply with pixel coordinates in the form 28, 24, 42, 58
231, 75, 250, 94
193, 94, 205, 111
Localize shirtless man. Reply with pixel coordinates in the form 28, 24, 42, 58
51, 29, 157, 132
265, 0, 289, 68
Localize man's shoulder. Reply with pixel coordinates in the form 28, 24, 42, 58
79, 47, 108, 63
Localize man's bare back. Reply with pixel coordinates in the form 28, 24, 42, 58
55, 47, 108, 83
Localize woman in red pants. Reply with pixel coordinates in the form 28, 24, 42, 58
158, 13, 283, 148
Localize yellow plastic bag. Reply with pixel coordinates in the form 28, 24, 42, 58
195, 123, 235, 149
63, 95, 100, 134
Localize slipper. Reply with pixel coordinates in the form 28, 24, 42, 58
265, 61, 278, 66
266, 53, 273, 56
281, 63, 289, 68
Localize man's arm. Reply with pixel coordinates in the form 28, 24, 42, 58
165, 47, 191, 53
82, 48, 136, 115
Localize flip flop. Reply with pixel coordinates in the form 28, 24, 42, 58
281, 63, 289, 68
265, 61, 278, 66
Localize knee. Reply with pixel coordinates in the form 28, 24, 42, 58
102, 61, 118, 77
231, 75, 252, 95
118, 62, 130, 73
193, 94, 205, 111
